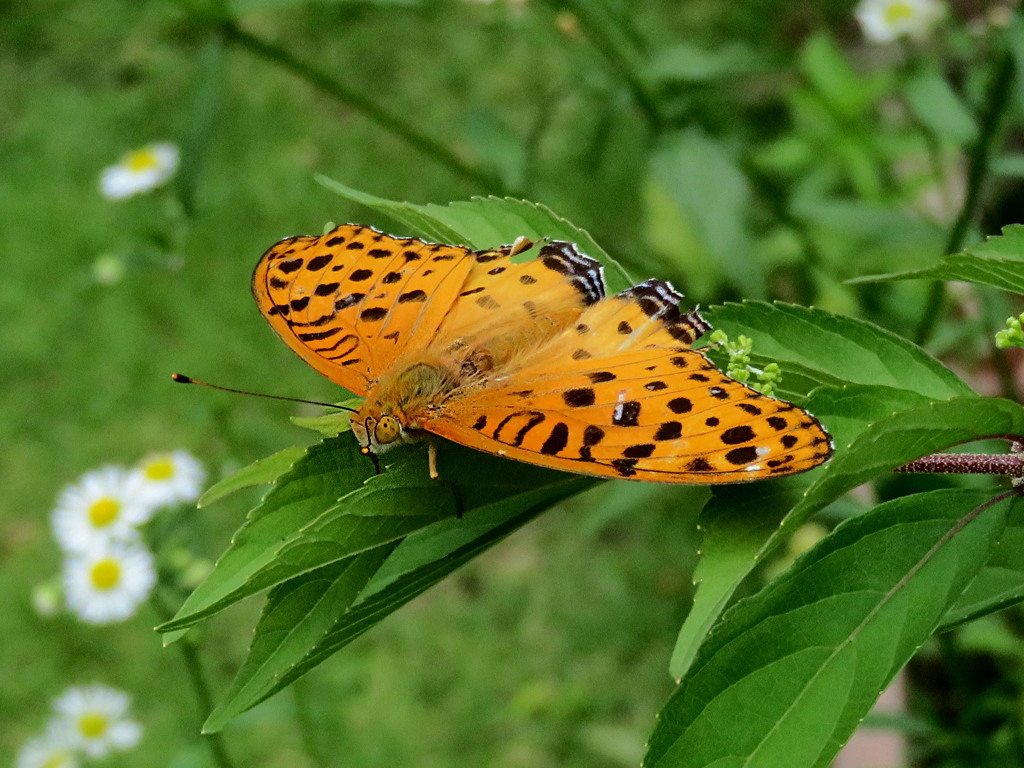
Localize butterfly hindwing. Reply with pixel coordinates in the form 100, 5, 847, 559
434, 241, 605, 341
425, 280, 832, 483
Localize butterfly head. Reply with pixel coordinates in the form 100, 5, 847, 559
351, 409, 408, 468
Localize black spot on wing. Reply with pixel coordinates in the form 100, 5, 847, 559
667, 397, 692, 414
540, 423, 570, 455
314, 282, 340, 296
611, 458, 638, 477
654, 421, 682, 440
721, 426, 756, 444
583, 425, 605, 446
725, 446, 759, 465
612, 400, 641, 427
563, 388, 596, 408
335, 293, 365, 310
622, 444, 655, 459
398, 289, 427, 303
307, 254, 333, 271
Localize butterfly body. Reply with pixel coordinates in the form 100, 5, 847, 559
254, 224, 833, 483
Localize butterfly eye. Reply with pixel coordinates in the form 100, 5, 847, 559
374, 415, 402, 445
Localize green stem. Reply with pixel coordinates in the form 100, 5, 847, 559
914, 52, 1015, 346
557, 0, 663, 132
151, 594, 238, 768
292, 678, 330, 766
217, 20, 507, 193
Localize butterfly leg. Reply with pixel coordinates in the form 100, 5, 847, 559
428, 438, 439, 480
427, 439, 465, 518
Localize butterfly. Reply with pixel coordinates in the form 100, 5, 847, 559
253, 224, 833, 483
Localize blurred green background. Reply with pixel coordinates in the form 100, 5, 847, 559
4, 0, 1021, 765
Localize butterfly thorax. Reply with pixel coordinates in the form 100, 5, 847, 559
353, 318, 570, 454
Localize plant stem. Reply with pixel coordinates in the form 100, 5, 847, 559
216, 20, 507, 193
151, 594, 238, 768
895, 452, 1024, 479
292, 678, 330, 767
914, 52, 1015, 346
179, 639, 237, 768
556, 0, 663, 132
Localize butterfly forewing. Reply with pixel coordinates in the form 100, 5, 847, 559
253, 225, 477, 394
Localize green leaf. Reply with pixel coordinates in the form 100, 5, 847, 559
175, 34, 226, 217
703, 301, 972, 400
203, 544, 397, 732
851, 224, 1024, 295
796, 397, 1024, 528
241, 476, 591, 714
644, 42, 763, 83
670, 395, 1024, 680
669, 478, 809, 679
648, 130, 764, 299
800, 33, 870, 118
160, 437, 376, 634
941, 499, 1024, 629
315, 178, 633, 292
203, 474, 592, 729
797, 383, 939, 456
161, 438, 588, 634
290, 411, 353, 436
197, 447, 306, 508
646, 489, 1012, 768
903, 68, 978, 146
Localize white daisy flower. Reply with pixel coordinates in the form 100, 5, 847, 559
855, 0, 945, 43
52, 466, 155, 553
99, 142, 179, 200
52, 685, 142, 758
134, 450, 206, 508
63, 540, 156, 624
15, 724, 79, 768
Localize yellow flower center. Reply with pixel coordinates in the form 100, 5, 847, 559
79, 712, 110, 738
125, 148, 160, 172
90, 559, 122, 590
144, 458, 175, 481
42, 751, 74, 768
88, 497, 121, 528
883, 1, 915, 24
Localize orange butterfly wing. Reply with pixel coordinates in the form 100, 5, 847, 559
253, 225, 605, 396
253, 224, 476, 396
425, 281, 833, 483
255, 225, 832, 483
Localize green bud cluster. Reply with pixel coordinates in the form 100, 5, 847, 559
995, 313, 1024, 350
708, 330, 781, 395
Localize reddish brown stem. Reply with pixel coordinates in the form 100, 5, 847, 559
895, 453, 1024, 479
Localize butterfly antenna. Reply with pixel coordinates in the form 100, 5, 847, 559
171, 373, 360, 414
